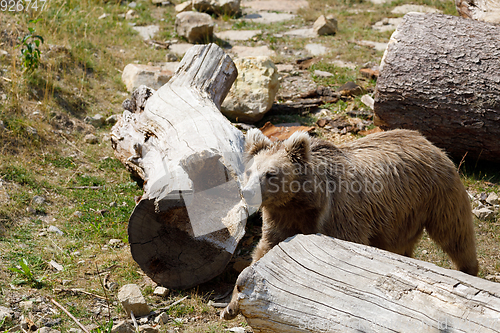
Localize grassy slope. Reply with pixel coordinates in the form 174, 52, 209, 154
0, 0, 499, 332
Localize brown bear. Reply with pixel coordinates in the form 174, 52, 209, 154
221, 128, 478, 320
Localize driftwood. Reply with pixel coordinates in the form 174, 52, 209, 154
456, 0, 500, 24
236, 234, 500, 332
374, 13, 500, 163
110, 44, 248, 289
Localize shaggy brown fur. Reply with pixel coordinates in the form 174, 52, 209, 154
222, 129, 478, 320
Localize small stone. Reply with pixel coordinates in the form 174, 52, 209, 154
38, 327, 60, 333
106, 115, 118, 125
122, 64, 173, 92
175, 11, 214, 44
480, 192, 488, 201
472, 207, 495, 221
175, 0, 192, 13
73, 211, 83, 218
486, 193, 499, 205
169, 43, 194, 57
226, 328, 246, 333
154, 312, 169, 325
49, 260, 64, 271
338, 81, 366, 96
391, 4, 442, 14
360, 94, 375, 111
314, 70, 334, 77
138, 325, 158, 333
19, 300, 34, 311
85, 114, 106, 127
132, 25, 160, 41
69, 329, 84, 333
0, 306, 13, 324
313, 14, 338, 36
47, 225, 64, 236
26, 206, 36, 214
126, 9, 138, 20
98, 13, 109, 19
118, 284, 150, 317
26, 126, 38, 136
128, 1, 137, 8
84, 134, 99, 144
165, 53, 178, 62
422, 250, 428, 255
111, 320, 135, 333
109, 239, 124, 248
305, 43, 329, 56
32, 195, 46, 205
215, 30, 262, 41
153, 286, 170, 297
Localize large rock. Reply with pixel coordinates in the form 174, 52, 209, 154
193, 0, 241, 15
122, 64, 173, 92
117, 284, 150, 317
313, 15, 338, 35
221, 56, 279, 123
175, 11, 214, 43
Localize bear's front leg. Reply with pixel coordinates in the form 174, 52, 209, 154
220, 284, 241, 320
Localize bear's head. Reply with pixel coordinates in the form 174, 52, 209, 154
242, 129, 312, 208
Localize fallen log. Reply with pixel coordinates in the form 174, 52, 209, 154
374, 13, 500, 163
456, 0, 500, 24
236, 234, 500, 332
110, 44, 248, 289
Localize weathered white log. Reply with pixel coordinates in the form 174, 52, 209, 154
374, 13, 500, 163
236, 234, 500, 332
110, 44, 248, 289
456, 0, 500, 24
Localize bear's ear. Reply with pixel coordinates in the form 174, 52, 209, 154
245, 129, 272, 156
283, 131, 311, 163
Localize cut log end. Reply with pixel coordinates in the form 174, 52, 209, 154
129, 199, 237, 289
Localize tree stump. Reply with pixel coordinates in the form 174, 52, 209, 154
110, 44, 248, 289
236, 234, 500, 332
374, 13, 500, 163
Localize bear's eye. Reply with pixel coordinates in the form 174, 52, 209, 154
265, 171, 277, 179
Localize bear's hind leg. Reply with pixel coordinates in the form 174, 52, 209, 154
425, 216, 478, 276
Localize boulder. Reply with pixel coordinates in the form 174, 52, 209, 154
175, 11, 214, 43
221, 57, 279, 123
456, 0, 500, 23
122, 64, 173, 92
118, 284, 150, 317
313, 15, 338, 35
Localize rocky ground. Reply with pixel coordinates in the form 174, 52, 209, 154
1, 0, 499, 332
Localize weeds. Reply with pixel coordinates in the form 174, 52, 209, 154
8, 258, 45, 288
17, 19, 44, 73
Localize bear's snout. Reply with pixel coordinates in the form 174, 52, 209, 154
242, 186, 262, 207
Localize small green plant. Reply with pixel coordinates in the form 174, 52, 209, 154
8, 258, 44, 288
17, 19, 44, 73
91, 320, 114, 333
